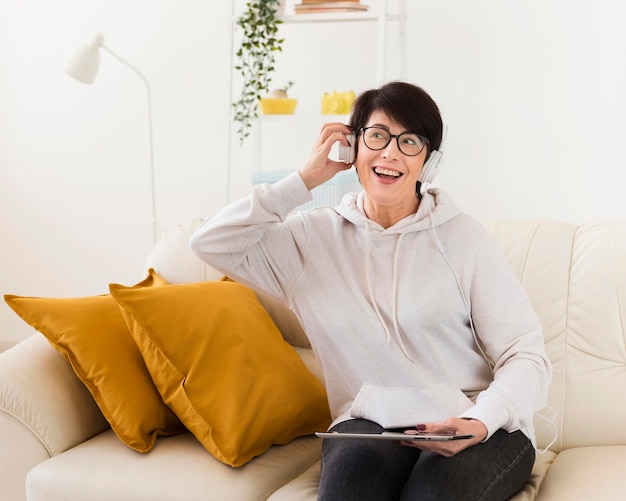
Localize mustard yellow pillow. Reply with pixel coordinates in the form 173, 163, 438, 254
109, 279, 331, 467
4, 269, 184, 453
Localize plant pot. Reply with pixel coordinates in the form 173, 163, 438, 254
259, 98, 298, 115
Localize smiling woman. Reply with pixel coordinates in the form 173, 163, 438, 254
190, 81, 551, 501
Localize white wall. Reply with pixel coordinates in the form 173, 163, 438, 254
2, 0, 626, 346
0, 0, 232, 346
406, 0, 626, 223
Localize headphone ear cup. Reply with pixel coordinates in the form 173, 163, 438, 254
419, 126, 447, 193
419, 150, 443, 186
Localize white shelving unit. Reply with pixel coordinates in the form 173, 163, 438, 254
227, 0, 407, 204
279, 0, 406, 85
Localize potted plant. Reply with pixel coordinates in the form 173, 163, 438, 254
259, 80, 297, 114
232, 0, 285, 144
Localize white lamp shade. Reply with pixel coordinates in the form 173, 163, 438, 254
61, 33, 105, 84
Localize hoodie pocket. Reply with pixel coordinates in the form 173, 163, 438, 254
350, 383, 474, 429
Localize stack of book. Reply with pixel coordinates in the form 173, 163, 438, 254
294, 1, 369, 14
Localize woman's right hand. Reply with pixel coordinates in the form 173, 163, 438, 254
299, 122, 354, 191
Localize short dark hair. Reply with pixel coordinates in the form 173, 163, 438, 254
348, 81, 443, 158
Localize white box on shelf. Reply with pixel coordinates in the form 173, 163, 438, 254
251, 169, 361, 211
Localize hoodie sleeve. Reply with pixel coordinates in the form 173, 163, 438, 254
458, 231, 552, 443
189, 171, 313, 302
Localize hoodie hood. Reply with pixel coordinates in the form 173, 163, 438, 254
335, 186, 463, 234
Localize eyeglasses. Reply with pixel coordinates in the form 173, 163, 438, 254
360, 127, 429, 156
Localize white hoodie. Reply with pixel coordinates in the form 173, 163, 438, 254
189, 171, 551, 445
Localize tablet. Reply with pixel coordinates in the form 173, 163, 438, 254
315, 431, 474, 441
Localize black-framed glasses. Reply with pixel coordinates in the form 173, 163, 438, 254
360, 127, 429, 156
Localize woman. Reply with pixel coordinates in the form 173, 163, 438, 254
190, 81, 551, 500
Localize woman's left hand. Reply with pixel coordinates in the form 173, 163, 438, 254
400, 418, 488, 457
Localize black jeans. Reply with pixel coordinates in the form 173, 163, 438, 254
318, 419, 534, 501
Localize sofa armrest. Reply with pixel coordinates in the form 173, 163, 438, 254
0, 335, 109, 500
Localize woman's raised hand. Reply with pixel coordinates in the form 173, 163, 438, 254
299, 122, 354, 191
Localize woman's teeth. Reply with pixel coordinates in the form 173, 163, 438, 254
374, 167, 402, 178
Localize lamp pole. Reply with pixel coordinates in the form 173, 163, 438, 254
62, 34, 158, 243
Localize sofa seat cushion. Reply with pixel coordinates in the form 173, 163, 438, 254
26, 430, 322, 501
267, 451, 557, 501
535, 446, 626, 500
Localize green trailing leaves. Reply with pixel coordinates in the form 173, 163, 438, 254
233, 0, 285, 144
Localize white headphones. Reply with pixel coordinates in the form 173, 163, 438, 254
417, 126, 447, 197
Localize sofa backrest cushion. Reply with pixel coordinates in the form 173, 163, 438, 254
484, 220, 626, 452
483, 220, 575, 451
562, 221, 626, 449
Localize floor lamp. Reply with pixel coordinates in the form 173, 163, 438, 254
61, 33, 158, 243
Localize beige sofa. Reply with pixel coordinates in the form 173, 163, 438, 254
1, 218, 626, 500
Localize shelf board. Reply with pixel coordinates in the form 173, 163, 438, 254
281, 12, 378, 23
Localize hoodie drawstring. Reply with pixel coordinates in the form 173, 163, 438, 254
364, 222, 415, 362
